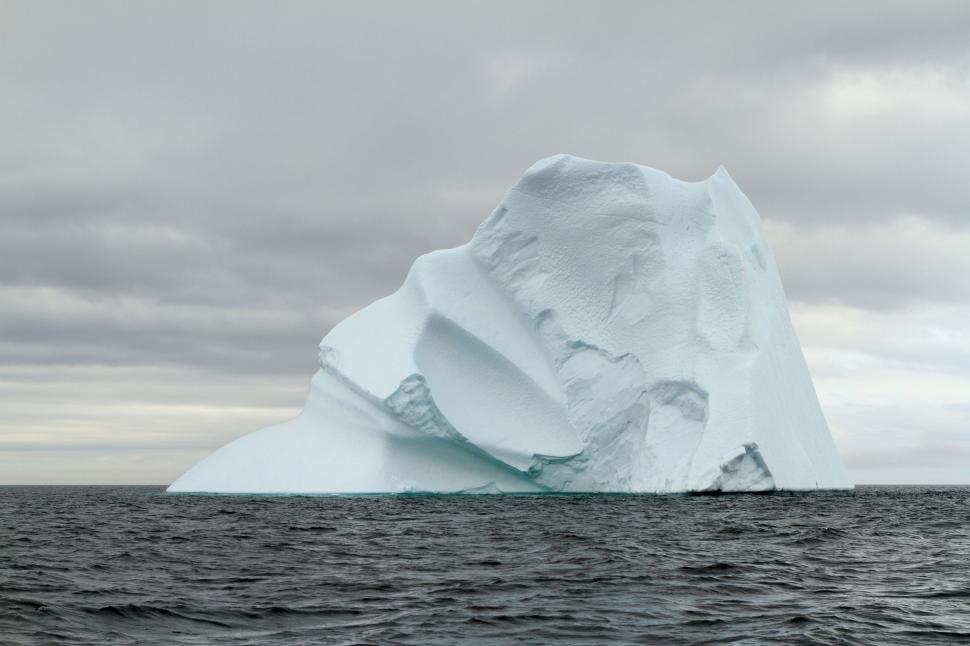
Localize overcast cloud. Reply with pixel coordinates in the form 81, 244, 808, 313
1, 0, 968, 484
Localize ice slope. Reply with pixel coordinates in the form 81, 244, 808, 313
169, 155, 852, 494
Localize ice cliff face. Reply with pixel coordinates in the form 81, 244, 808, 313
169, 155, 852, 494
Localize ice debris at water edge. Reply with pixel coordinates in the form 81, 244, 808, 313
169, 155, 852, 494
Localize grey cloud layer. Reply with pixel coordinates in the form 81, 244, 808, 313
1, 1, 969, 482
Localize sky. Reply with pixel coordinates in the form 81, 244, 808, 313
1, 0, 968, 485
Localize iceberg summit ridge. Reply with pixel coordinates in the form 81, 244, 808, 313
169, 155, 852, 494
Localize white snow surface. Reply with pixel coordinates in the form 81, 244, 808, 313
169, 155, 852, 494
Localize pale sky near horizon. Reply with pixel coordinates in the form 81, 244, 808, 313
1, 1, 969, 485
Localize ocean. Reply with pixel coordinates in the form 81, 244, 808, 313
1, 485, 968, 644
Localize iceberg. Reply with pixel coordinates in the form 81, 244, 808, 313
169, 155, 851, 494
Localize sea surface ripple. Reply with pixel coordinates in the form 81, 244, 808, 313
1, 485, 968, 645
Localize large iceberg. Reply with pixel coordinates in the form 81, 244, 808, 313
169, 155, 851, 494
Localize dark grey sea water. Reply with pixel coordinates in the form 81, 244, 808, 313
1, 486, 968, 645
